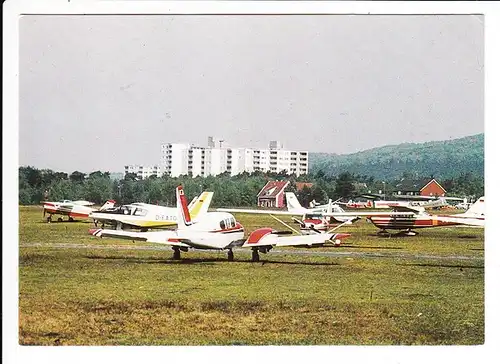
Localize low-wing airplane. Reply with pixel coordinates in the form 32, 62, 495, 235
90, 186, 245, 261
88, 191, 213, 230
241, 218, 353, 262
43, 199, 116, 223
366, 196, 485, 236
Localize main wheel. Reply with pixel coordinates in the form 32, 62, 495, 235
227, 249, 234, 261
46, 216, 52, 223
251, 249, 260, 262
172, 248, 181, 260
68, 217, 74, 222
57, 217, 63, 222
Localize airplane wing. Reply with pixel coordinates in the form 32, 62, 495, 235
322, 209, 416, 217
216, 208, 301, 216
72, 200, 95, 206
390, 205, 425, 214
275, 232, 351, 247
242, 228, 350, 248
89, 228, 191, 247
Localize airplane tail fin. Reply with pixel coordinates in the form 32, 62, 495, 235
99, 200, 116, 211
176, 185, 193, 229
464, 196, 484, 217
189, 191, 214, 221
188, 195, 199, 210
285, 192, 306, 213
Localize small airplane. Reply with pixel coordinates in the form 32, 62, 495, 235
218, 192, 415, 235
241, 218, 353, 262
366, 196, 485, 236
88, 191, 213, 230
284, 192, 360, 232
89, 186, 245, 261
43, 199, 116, 223
348, 193, 458, 209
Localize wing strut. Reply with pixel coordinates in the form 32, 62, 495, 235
268, 214, 301, 235
326, 217, 359, 234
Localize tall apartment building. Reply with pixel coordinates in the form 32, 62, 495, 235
124, 165, 162, 179
160, 137, 308, 177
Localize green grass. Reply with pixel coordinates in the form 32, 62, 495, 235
18, 206, 484, 345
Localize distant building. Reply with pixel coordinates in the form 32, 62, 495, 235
395, 178, 446, 197
124, 165, 161, 179
160, 137, 308, 177
257, 181, 290, 208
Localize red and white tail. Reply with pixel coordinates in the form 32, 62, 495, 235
99, 200, 116, 211
176, 185, 193, 229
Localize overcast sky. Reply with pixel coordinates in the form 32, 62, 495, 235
19, 14, 484, 173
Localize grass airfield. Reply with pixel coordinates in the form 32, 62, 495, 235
18, 206, 484, 345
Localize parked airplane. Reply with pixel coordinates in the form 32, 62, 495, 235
218, 192, 414, 235
90, 186, 245, 261
43, 199, 116, 223
348, 193, 459, 209
89, 191, 213, 230
284, 192, 361, 232
242, 218, 353, 262
366, 196, 484, 236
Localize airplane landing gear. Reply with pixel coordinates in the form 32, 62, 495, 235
251, 249, 260, 262
172, 247, 181, 260
46, 215, 52, 223
57, 217, 63, 222
405, 229, 418, 236
227, 249, 234, 261
68, 217, 74, 222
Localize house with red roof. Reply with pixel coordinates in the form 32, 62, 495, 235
257, 181, 290, 208
395, 178, 446, 197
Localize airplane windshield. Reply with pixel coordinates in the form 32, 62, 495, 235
220, 217, 236, 230
133, 208, 147, 217
305, 214, 322, 220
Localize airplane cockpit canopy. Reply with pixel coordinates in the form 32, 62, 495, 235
219, 216, 237, 230
117, 205, 148, 216
304, 213, 323, 220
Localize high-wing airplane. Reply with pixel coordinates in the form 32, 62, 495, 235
347, 193, 456, 209
366, 196, 485, 236
43, 199, 116, 223
88, 191, 213, 230
89, 186, 245, 261
219, 192, 407, 234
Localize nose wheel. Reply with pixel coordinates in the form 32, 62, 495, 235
227, 249, 234, 261
251, 249, 260, 262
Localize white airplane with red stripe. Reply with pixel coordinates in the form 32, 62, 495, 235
43, 199, 116, 223
89, 186, 245, 261
366, 196, 485, 236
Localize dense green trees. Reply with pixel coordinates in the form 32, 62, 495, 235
18, 165, 484, 208
309, 134, 484, 181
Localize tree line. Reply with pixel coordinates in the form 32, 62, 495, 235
19, 166, 484, 208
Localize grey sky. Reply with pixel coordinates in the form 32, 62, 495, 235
19, 14, 484, 173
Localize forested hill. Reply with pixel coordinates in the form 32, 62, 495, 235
309, 133, 484, 180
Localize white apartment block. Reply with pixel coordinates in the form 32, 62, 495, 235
124, 165, 162, 179
160, 138, 308, 177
